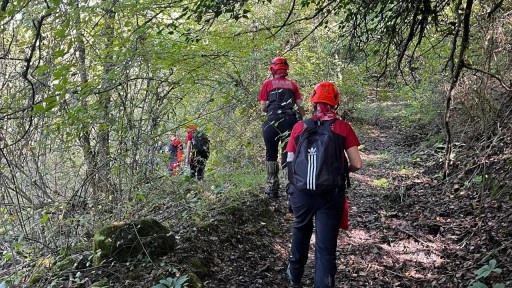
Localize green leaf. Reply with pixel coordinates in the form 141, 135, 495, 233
373, 178, 389, 188
175, 275, 188, 286
488, 259, 497, 269
492, 284, 505, 288
159, 278, 172, 285
55, 29, 66, 39
40, 212, 49, 224
469, 281, 488, 288
473, 175, 483, 184
475, 265, 492, 279
33, 104, 45, 113
43, 101, 58, 112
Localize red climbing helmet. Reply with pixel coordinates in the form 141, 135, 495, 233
270, 56, 289, 74
187, 124, 197, 132
310, 81, 340, 107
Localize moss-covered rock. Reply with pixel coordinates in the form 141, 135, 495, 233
187, 272, 202, 288
92, 218, 175, 266
28, 256, 54, 285
184, 257, 211, 279
90, 278, 110, 287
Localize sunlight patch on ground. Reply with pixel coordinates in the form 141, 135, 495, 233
364, 127, 389, 139
360, 151, 390, 162
350, 174, 378, 187
378, 239, 444, 266
343, 229, 380, 245
274, 241, 290, 258
368, 263, 435, 280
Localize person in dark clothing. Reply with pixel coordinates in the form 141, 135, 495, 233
258, 56, 305, 199
185, 125, 210, 180
286, 81, 362, 288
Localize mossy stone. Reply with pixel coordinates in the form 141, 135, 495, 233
28, 256, 54, 285
90, 278, 109, 287
92, 218, 175, 266
185, 257, 211, 279
187, 272, 202, 288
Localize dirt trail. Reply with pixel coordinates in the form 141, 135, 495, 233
195, 123, 511, 288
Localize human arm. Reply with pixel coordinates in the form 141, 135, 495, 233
295, 99, 305, 119
185, 141, 191, 164
260, 101, 268, 113
285, 122, 304, 183
346, 146, 362, 172
184, 132, 193, 164
334, 121, 362, 172
258, 80, 270, 113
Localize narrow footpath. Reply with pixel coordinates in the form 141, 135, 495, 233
196, 122, 511, 288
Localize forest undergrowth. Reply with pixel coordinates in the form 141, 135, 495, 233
5, 117, 512, 288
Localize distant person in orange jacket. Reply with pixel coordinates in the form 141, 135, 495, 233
167, 132, 184, 175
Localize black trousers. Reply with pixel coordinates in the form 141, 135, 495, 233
190, 150, 209, 180
262, 115, 299, 166
288, 188, 345, 288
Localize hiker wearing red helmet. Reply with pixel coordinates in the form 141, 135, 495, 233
285, 81, 362, 288
167, 132, 184, 175
258, 56, 305, 199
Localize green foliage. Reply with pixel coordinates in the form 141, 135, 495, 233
473, 175, 484, 185
153, 275, 189, 288
373, 178, 389, 188
475, 259, 501, 280
467, 259, 505, 288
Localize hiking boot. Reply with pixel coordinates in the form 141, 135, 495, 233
265, 187, 279, 199
265, 161, 279, 198
281, 163, 289, 188
287, 264, 301, 288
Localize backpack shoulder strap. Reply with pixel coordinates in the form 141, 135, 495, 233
303, 118, 315, 127
323, 118, 338, 126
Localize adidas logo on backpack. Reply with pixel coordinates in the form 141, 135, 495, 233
306, 147, 317, 190
292, 118, 349, 194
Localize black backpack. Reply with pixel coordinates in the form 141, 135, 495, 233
291, 118, 350, 194
191, 130, 210, 154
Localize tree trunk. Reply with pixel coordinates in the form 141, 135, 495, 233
72, 0, 97, 201
96, 1, 116, 202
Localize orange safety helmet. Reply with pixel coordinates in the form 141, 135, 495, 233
270, 56, 289, 74
310, 81, 340, 107
187, 124, 197, 132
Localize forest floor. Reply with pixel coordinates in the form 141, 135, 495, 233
30, 121, 511, 288
166, 121, 512, 288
